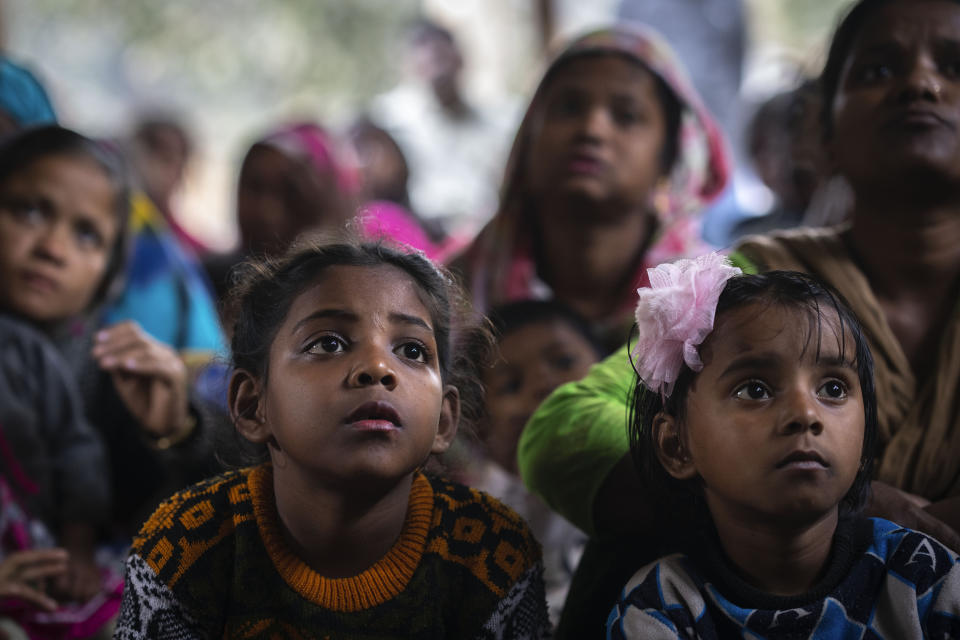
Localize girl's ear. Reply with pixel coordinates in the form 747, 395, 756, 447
229, 368, 271, 444
431, 385, 460, 454
653, 412, 697, 480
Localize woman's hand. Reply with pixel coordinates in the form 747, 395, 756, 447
0, 548, 69, 611
867, 480, 960, 552
92, 321, 190, 440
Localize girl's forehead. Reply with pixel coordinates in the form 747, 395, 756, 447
285, 264, 434, 323
707, 301, 853, 361
9, 154, 118, 219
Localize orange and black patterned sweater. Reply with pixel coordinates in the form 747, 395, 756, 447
114, 465, 549, 639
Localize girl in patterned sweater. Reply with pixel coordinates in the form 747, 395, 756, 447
606, 255, 960, 639
115, 241, 549, 639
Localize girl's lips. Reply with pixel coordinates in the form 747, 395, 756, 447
345, 401, 402, 430
775, 450, 829, 470
349, 419, 399, 433
20, 270, 60, 293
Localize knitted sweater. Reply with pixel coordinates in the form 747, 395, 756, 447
607, 517, 960, 639
115, 465, 550, 639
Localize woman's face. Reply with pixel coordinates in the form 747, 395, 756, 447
0, 154, 118, 323
525, 55, 670, 219
237, 145, 343, 256
829, 0, 960, 191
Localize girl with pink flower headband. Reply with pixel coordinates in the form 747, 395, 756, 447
606, 254, 960, 638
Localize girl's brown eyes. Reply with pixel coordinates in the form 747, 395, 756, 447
3, 199, 45, 223
734, 380, 771, 401
74, 221, 105, 249
817, 380, 847, 399
396, 341, 429, 363
306, 335, 345, 354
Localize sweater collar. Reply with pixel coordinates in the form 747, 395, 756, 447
248, 465, 434, 612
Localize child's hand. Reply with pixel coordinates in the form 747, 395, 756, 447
867, 480, 960, 551
51, 552, 102, 604
92, 321, 190, 441
0, 548, 69, 611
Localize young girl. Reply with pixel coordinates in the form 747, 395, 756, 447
606, 254, 960, 638
0, 126, 134, 636
115, 241, 549, 639
0, 125, 214, 529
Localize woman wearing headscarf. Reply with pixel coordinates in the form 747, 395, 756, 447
453, 24, 729, 353
205, 121, 439, 306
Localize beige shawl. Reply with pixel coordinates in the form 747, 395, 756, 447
735, 226, 960, 500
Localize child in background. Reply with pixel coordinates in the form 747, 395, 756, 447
607, 254, 960, 639
0, 128, 133, 637
348, 117, 450, 261
0, 125, 213, 532
481, 300, 602, 476
473, 300, 600, 626
115, 241, 549, 639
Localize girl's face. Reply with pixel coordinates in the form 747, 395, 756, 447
0, 154, 118, 324
236, 264, 458, 488
237, 146, 342, 256
830, 0, 960, 189
658, 303, 865, 530
482, 320, 598, 473
525, 55, 669, 218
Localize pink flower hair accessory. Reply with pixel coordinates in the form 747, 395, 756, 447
633, 252, 741, 397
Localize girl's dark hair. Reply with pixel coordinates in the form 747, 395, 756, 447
0, 125, 131, 309
819, 0, 957, 138
488, 298, 604, 357
227, 239, 494, 435
628, 270, 878, 527
543, 50, 683, 174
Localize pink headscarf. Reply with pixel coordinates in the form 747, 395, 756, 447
256, 122, 361, 196
357, 200, 444, 261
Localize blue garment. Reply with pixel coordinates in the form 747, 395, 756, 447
103, 194, 225, 358
607, 518, 960, 639
0, 56, 57, 127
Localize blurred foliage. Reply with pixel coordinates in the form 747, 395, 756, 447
747, 0, 851, 54
777, 0, 851, 42
8, 0, 422, 127
2, 0, 428, 245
